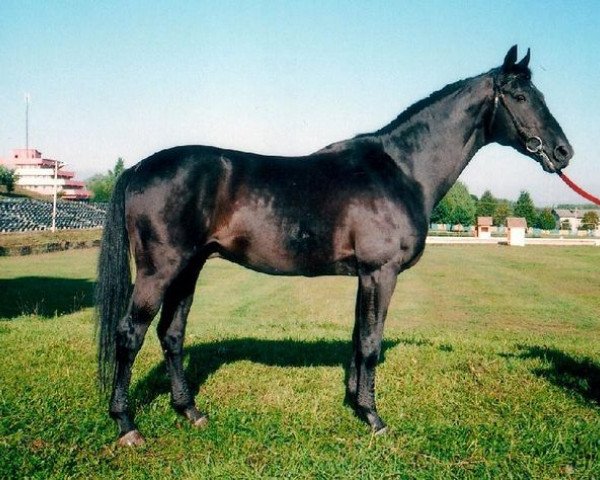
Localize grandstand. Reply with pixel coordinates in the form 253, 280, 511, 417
0, 197, 107, 233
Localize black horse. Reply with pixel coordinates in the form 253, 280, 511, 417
96, 46, 572, 446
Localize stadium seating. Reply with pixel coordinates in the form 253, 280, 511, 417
0, 198, 107, 233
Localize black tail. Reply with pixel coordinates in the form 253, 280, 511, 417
95, 169, 133, 392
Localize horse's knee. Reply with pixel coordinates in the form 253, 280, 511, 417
359, 337, 382, 368
361, 351, 380, 369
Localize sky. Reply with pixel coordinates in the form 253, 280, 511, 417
1, 0, 599, 206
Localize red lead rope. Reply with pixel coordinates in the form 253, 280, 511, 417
558, 171, 600, 206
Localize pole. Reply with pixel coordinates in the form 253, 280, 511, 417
52, 160, 58, 232
25, 93, 30, 155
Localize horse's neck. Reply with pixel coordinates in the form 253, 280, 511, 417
377, 75, 494, 215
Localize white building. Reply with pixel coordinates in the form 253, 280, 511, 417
0, 148, 91, 200
506, 217, 527, 246
553, 208, 600, 232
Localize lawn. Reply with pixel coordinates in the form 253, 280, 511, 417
0, 245, 599, 479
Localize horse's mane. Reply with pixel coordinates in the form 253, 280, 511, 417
355, 77, 471, 138
355, 65, 530, 139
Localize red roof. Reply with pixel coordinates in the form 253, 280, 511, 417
62, 190, 92, 200
477, 217, 493, 227
506, 217, 527, 228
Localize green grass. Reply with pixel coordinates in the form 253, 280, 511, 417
1, 246, 599, 479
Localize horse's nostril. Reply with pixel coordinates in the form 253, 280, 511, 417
554, 145, 572, 163
554, 145, 573, 167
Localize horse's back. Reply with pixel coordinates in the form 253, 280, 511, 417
124, 144, 427, 277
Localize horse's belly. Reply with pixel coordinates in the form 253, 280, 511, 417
210, 225, 355, 277
216, 253, 357, 277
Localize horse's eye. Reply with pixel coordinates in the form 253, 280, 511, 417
515, 94, 526, 103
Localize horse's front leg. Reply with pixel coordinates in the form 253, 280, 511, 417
345, 285, 362, 405
349, 264, 397, 434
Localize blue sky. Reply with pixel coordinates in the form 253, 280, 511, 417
1, 1, 599, 205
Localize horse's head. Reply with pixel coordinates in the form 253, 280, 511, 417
489, 45, 573, 173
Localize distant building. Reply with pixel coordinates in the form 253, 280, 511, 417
553, 208, 600, 232
506, 217, 527, 246
0, 148, 91, 200
476, 217, 493, 239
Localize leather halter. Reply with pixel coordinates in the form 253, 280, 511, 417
487, 81, 555, 171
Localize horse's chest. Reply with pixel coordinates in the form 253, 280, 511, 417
348, 202, 426, 270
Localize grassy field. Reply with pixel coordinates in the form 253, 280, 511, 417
0, 245, 599, 479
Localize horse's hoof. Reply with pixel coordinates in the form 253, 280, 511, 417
192, 415, 209, 428
117, 430, 146, 447
182, 406, 208, 428
374, 425, 388, 436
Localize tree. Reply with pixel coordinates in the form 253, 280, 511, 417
581, 211, 599, 230
430, 198, 451, 224
513, 191, 537, 226
87, 157, 126, 202
476, 190, 498, 218
0, 165, 17, 192
112, 157, 125, 178
453, 204, 475, 227
493, 200, 512, 226
536, 208, 557, 230
431, 181, 477, 226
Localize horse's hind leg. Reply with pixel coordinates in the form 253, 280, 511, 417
110, 274, 165, 446
156, 259, 207, 428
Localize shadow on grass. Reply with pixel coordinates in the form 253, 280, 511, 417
0, 277, 95, 319
131, 337, 428, 410
510, 345, 600, 406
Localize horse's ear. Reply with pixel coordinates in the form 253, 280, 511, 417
502, 45, 518, 72
517, 48, 531, 70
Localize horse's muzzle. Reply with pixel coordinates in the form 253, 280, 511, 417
553, 144, 573, 169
